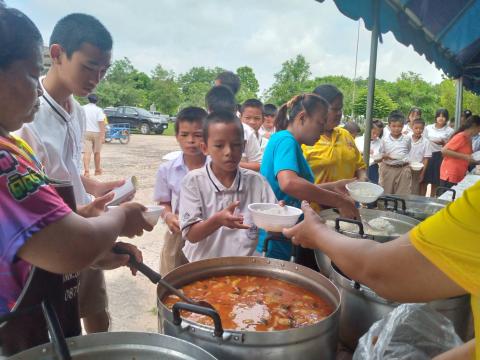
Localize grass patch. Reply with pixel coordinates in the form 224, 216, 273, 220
162, 124, 175, 136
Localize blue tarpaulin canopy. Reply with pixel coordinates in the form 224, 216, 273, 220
325, 0, 480, 94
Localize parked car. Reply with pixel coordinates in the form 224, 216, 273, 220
104, 106, 169, 135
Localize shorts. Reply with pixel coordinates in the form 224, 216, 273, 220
78, 268, 108, 318
160, 230, 188, 276
84, 131, 103, 154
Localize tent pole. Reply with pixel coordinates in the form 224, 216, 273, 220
363, 0, 380, 167
454, 77, 463, 130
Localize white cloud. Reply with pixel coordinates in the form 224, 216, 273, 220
11, 0, 445, 90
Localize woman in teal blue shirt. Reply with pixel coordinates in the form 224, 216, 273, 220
258, 93, 359, 268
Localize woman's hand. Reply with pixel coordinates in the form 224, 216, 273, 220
283, 201, 327, 249
119, 202, 154, 237
92, 241, 143, 275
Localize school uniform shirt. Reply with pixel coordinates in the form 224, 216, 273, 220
424, 124, 454, 153
0, 135, 71, 315
14, 77, 91, 205
242, 123, 263, 162
379, 134, 412, 166
153, 152, 206, 214
410, 182, 480, 359
440, 131, 472, 184
179, 163, 276, 262
253, 131, 269, 154
302, 127, 366, 184
257, 130, 314, 260
83, 103, 105, 133
355, 136, 382, 165
472, 134, 480, 153
409, 135, 432, 163
402, 124, 414, 136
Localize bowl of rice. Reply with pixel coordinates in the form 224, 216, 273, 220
345, 181, 384, 204
248, 203, 303, 233
410, 161, 424, 171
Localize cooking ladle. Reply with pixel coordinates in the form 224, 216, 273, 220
113, 245, 215, 310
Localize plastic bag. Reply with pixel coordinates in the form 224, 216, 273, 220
353, 304, 463, 360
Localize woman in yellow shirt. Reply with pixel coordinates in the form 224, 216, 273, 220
283, 183, 480, 359
302, 84, 367, 185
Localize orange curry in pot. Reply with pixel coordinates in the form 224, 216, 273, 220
163, 275, 333, 331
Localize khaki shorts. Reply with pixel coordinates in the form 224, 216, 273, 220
84, 131, 103, 154
160, 230, 188, 276
78, 268, 108, 318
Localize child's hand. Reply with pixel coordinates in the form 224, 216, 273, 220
216, 201, 250, 230
120, 202, 154, 237
165, 212, 180, 233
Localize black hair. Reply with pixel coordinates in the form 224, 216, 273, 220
264, 103, 277, 116
205, 85, 236, 114
408, 107, 422, 117
435, 108, 449, 124
454, 115, 480, 136
215, 71, 241, 95
240, 99, 264, 114
343, 121, 361, 136
0, 5, 43, 70
174, 106, 207, 135
87, 93, 98, 103
463, 109, 472, 119
202, 111, 244, 143
387, 110, 405, 124
50, 13, 112, 58
275, 93, 329, 131
312, 84, 343, 104
412, 118, 425, 127
372, 119, 385, 138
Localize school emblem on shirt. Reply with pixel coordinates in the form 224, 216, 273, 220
8, 168, 45, 201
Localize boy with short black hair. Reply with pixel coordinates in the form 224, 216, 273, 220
15, 13, 119, 333
344, 121, 361, 138
215, 70, 241, 95
262, 103, 277, 138
409, 118, 431, 195
377, 110, 412, 195
179, 111, 276, 262
154, 107, 207, 275
240, 98, 268, 153
205, 86, 262, 171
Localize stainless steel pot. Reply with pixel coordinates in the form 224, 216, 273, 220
315, 208, 420, 276
7, 332, 217, 360
330, 264, 472, 349
157, 256, 341, 360
376, 194, 451, 220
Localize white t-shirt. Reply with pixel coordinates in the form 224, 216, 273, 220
179, 163, 277, 262
14, 77, 90, 205
379, 134, 412, 165
242, 123, 262, 162
83, 103, 105, 133
402, 124, 414, 136
409, 135, 432, 163
424, 124, 454, 153
355, 136, 382, 165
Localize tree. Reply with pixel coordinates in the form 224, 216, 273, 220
178, 66, 222, 107
148, 64, 183, 115
312, 75, 358, 117
264, 55, 313, 105
236, 66, 259, 103
437, 78, 480, 121
353, 87, 397, 119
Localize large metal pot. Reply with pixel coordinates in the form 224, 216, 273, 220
314, 208, 420, 276
8, 332, 217, 359
157, 256, 341, 360
375, 194, 451, 221
330, 264, 472, 349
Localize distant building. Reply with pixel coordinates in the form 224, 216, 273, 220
42, 46, 51, 75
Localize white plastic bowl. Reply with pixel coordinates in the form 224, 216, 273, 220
143, 205, 165, 226
410, 161, 424, 171
346, 182, 384, 204
472, 151, 480, 162
248, 203, 303, 233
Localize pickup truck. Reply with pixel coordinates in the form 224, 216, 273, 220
104, 106, 169, 135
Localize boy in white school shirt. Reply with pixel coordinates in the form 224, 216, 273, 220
153, 107, 207, 275
179, 111, 276, 262
377, 110, 412, 195
240, 99, 269, 154
409, 118, 432, 195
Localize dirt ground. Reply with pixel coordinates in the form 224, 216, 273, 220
94, 134, 179, 332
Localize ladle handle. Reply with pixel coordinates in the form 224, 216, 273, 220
112, 244, 161, 284
172, 302, 224, 337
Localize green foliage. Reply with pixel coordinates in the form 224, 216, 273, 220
236, 66, 260, 103
353, 87, 397, 118
90, 56, 480, 121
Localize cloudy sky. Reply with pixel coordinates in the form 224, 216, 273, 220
11, 0, 445, 92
